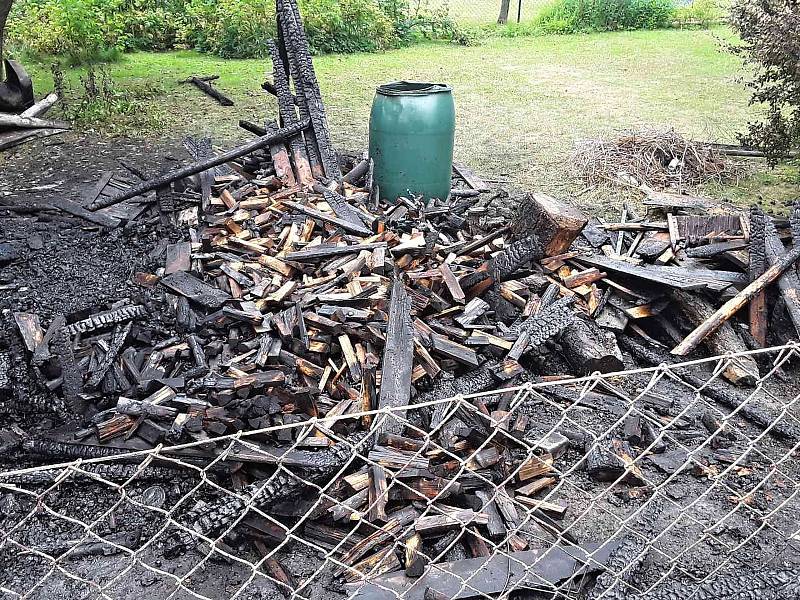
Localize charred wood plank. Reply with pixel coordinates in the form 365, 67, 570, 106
65, 305, 147, 336
88, 119, 309, 209
376, 279, 414, 436
671, 244, 800, 355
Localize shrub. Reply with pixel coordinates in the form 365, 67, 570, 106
301, 0, 396, 54
8, 0, 129, 64
185, 0, 276, 58
672, 0, 726, 27
729, 0, 800, 165
533, 0, 675, 34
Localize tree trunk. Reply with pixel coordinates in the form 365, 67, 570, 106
497, 0, 511, 24
0, 0, 14, 78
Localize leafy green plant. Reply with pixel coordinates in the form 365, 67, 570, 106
533, 0, 675, 34
673, 0, 726, 27
729, 0, 800, 165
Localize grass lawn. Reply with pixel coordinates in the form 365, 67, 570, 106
17, 26, 798, 212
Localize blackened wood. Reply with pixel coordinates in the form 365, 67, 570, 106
430, 334, 479, 367
577, 254, 748, 291
377, 279, 414, 436
621, 336, 797, 440
48, 197, 121, 227
269, 41, 313, 186
368, 465, 389, 522
51, 327, 85, 414
88, 119, 309, 209
85, 322, 131, 390
161, 272, 230, 308
314, 183, 365, 228
749, 206, 768, 346
343, 158, 370, 184
281, 200, 372, 235
671, 289, 758, 386
672, 245, 800, 355
559, 316, 624, 375
180, 75, 234, 106
276, 0, 339, 178
763, 215, 800, 338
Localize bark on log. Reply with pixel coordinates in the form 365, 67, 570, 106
748, 206, 768, 346
671, 289, 759, 386
513, 192, 587, 255
20, 92, 58, 118
671, 244, 800, 356
180, 75, 233, 106
88, 119, 309, 209
559, 316, 624, 375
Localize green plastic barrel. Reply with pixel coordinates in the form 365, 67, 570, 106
368, 81, 455, 203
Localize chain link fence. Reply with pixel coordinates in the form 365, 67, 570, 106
1, 343, 799, 599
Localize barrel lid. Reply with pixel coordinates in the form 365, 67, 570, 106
376, 81, 451, 96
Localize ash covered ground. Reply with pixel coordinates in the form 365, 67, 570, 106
0, 135, 799, 600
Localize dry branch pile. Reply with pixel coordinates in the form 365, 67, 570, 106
573, 128, 744, 191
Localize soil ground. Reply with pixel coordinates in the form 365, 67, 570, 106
0, 134, 799, 600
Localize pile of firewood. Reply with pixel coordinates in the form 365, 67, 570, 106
5, 0, 800, 593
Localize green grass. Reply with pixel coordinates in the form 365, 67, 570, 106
16, 26, 799, 211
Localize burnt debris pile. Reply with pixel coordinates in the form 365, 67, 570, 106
2, 0, 800, 597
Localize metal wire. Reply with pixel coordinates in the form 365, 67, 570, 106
1, 343, 799, 599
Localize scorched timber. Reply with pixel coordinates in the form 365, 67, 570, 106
376, 279, 414, 436
671, 289, 759, 386
620, 337, 798, 440
166, 433, 373, 555
671, 244, 800, 355
87, 119, 310, 209
630, 568, 800, 600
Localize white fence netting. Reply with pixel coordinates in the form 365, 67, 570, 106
1, 343, 799, 600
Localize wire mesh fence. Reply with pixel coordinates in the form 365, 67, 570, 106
1, 343, 799, 599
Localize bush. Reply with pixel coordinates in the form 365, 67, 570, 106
729, 0, 800, 165
672, 0, 726, 27
7, 0, 411, 61
533, 0, 675, 34
8, 0, 130, 64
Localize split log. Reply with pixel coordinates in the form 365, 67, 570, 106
513, 193, 587, 255
20, 92, 59, 118
671, 289, 758, 386
88, 119, 309, 209
671, 244, 800, 355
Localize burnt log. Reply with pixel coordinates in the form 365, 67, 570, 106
764, 214, 800, 338
671, 289, 759, 386
165, 432, 374, 555
621, 336, 798, 440
558, 315, 624, 375
513, 192, 587, 255
179, 75, 234, 106
88, 119, 309, 209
